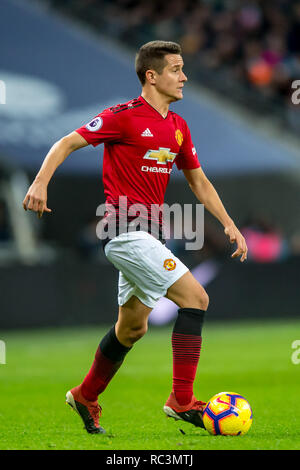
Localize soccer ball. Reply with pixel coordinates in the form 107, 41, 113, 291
202, 392, 253, 436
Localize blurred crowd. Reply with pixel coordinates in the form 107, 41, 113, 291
1, 187, 299, 264
47, 0, 300, 133
0, 200, 11, 243
4, 1, 299, 265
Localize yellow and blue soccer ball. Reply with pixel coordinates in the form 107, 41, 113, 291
202, 392, 253, 436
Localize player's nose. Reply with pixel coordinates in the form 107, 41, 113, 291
180, 71, 188, 82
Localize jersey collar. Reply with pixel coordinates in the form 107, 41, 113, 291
139, 96, 170, 120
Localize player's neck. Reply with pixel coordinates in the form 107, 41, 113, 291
141, 90, 170, 119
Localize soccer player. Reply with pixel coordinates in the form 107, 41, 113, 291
23, 41, 247, 434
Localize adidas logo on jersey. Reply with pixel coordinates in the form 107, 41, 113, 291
141, 128, 153, 137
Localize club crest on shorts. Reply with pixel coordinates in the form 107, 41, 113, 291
163, 258, 176, 271
175, 129, 183, 146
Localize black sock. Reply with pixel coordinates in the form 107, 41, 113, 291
99, 325, 132, 362
174, 308, 205, 336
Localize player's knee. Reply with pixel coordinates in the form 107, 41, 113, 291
127, 324, 148, 344
199, 290, 209, 311
192, 291, 209, 311
180, 288, 209, 311
192, 283, 209, 310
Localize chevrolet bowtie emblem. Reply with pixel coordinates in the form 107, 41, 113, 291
143, 147, 177, 164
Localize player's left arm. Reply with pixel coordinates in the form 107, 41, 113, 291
183, 167, 248, 262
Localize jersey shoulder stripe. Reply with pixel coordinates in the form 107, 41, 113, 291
109, 98, 144, 114
169, 109, 185, 121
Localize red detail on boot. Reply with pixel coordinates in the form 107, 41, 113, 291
165, 391, 206, 413
69, 384, 102, 427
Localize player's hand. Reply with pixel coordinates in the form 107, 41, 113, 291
22, 179, 52, 219
224, 224, 248, 262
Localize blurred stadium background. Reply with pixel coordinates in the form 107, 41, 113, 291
0, 0, 300, 330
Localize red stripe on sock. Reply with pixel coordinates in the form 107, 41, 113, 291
172, 332, 202, 406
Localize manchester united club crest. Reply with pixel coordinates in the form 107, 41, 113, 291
175, 129, 183, 146
163, 258, 177, 271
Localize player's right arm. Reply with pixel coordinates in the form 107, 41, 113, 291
23, 107, 122, 218
23, 131, 88, 218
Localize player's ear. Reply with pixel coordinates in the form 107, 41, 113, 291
145, 70, 156, 85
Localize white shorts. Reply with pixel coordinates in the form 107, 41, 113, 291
104, 231, 189, 309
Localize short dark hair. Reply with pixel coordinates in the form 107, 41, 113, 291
135, 40, 182, 86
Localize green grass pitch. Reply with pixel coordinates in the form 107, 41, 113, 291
0, 319, 299, 450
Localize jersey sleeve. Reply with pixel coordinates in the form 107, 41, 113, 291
175, 120, 201, 170
75, 109, 122, 147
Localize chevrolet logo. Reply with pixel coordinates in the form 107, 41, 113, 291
143, 147, 177, 165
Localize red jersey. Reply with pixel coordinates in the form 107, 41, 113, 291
76, 96, 200, 241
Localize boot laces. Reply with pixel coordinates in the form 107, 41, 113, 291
193, 400, 206, 411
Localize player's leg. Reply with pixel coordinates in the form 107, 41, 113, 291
166, 270, 209, 310
163, 270, 208, 427
103, 232, 208, 427
115, 294, 152, 347
80, 295, 151, 400
103, 231, 208, 426
66, 295, 152, 434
